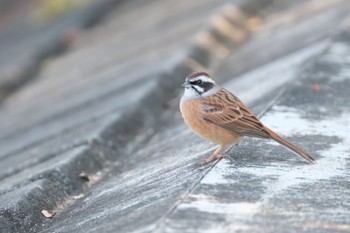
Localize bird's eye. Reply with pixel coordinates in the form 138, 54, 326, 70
189, 79, 203, 86
196, 79, 202, 85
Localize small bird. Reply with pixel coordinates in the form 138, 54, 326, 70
180, 71, 315, 164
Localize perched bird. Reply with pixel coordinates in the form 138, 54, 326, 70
180, 71, 315, 164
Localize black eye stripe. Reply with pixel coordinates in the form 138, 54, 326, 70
190, 80, 202, 85
189, 80, 214, 95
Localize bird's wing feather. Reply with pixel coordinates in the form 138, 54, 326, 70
201, 88, 270, 139
199, 88, 315, 163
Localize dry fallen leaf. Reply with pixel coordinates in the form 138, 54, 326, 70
79, 172, 89, 181
41, 210, 55, 218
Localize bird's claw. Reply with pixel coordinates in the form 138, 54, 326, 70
200, 153, 226, 165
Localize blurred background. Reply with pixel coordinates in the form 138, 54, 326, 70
0, 0, 348, 141
1, 0, 348, 105
0, 0, 111, 102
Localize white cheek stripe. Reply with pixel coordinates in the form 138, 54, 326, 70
192, 86, 204, 94
190, 75, 214, 83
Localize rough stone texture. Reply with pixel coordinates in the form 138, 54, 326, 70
38, 39, 335, 233
157, 31, 350, 233
0, 0, 350, 232
0, 0, 261, 231
217, 0, 350, 81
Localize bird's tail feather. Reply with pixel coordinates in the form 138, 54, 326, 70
264, 127, 315, 164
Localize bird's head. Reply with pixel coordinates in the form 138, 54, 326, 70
182, 72, 220, 99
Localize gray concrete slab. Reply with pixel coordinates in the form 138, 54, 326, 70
158, 31, 350, 233
0, 0, 240, 185
0, 1, 256, 231
37, 31, 348, 233
216, 0, 349, 82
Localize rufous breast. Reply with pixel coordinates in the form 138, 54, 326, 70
180, 98, 241, 145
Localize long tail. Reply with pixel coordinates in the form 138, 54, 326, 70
264, 127, 315, 164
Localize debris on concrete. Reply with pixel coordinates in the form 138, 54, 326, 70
41, 210, 55, 219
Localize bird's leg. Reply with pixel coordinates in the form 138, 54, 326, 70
201, 144, 225, 164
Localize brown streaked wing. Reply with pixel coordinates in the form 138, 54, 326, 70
200, 88, 270, 139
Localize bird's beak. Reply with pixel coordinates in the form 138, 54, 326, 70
182, 80, 190, 88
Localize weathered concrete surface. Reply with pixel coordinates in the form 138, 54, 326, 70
38, 39, 334, 233
0, 0, 350, 232
157, 31, 350, 233
0, 0, 236, 183
218, 0, 350, 80
0, 0, 265, 231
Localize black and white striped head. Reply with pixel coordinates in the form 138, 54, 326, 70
182, 72, 220, 99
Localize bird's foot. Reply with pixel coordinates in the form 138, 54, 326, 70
200, 153, 226, 165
